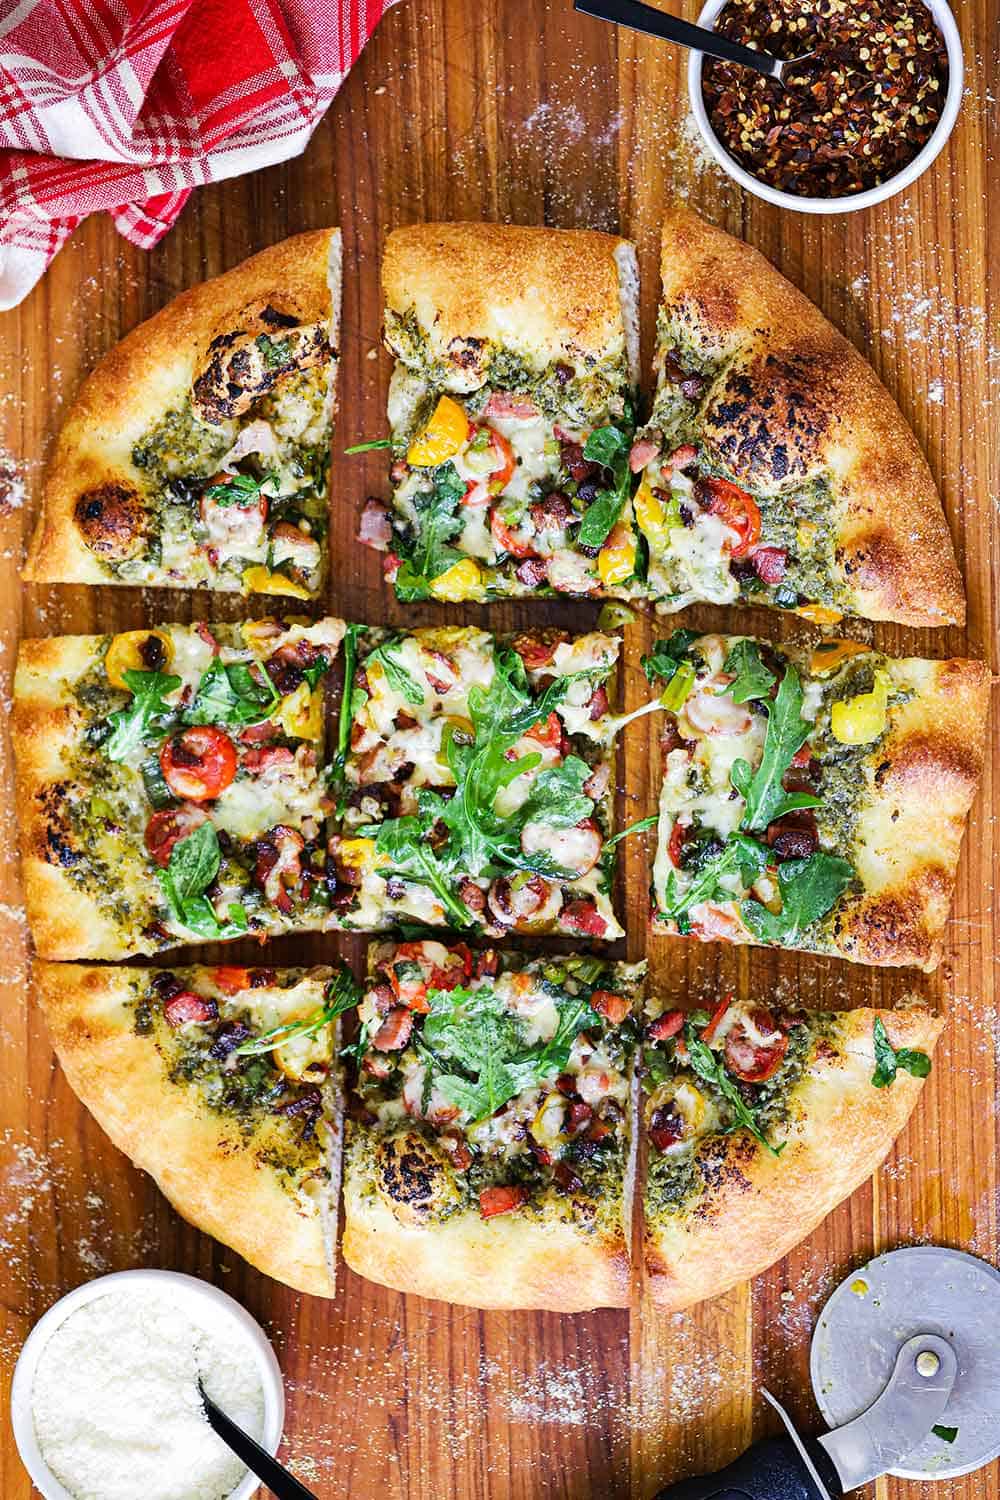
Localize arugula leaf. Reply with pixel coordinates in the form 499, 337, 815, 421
394, 462, 466, 599
330, 623, 364, 807
202, 471, 277, 508
931, 1426, 958, 1444
158, 822, 247, 940
235, 966, 361, 1056
183, 657, 280, 727
723, 640, 776, 704
642, 630, 699, 684
659, 833, 768, 923
871, 1016, 932, 1089
344, 437, 393, 454
731, 667, 822, 831
740, 853, 854, 946
581, 425, 629, 469
577, 425, 633, 550
105, 669, 181, 761
683, 1020, 783, 1158
361, 814, 476, 929
603, 814, 659, 851
364, 640, 425, 706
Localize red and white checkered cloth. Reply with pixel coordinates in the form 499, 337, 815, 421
0, 0, 387, 309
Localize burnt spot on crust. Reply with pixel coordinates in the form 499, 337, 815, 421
876, 731, 983, 800
40, 784, 81, 867
832, 876, 947, 969
691, 1134, 757, 1219
191, 307, 330, 425
700, 342, 846, 489
74, 483, 149, 561
837, 530, 908, 606
374, 1130, 457, 1225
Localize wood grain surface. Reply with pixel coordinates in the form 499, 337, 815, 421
0, 0, 997, 1494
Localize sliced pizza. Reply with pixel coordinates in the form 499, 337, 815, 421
35, 960, 354, 1297
24, 230, 341, 598
641, 994, 943, 1309
363, 222, 648, 603
329, 623, 624, 940
342, 940, 641, 1310
630, 208, 964, 626
649, 632, 988, 970
13, 616, 345, 959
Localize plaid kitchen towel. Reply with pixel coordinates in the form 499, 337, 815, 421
0, 0, 387, 310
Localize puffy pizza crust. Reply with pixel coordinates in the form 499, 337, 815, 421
646, 1006, 943, 1308
658, 208, 964, 626
35, 963, 341, 1298
383, 222, 640, 384
23, 228, 341, 588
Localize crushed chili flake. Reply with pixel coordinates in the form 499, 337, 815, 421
702, 0, 949, 197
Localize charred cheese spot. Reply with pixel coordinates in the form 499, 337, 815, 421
74, 483, 149, 561
191, 303, 331, 425
374, 1129, 458, 1225
691, 1132, 757, 1216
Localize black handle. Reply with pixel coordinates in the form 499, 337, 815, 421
652, 1436, 842, 1500
573, 0, 779, 77
200, 1388, 318, 1500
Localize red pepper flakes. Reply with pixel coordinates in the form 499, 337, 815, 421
702, 0, 949, 197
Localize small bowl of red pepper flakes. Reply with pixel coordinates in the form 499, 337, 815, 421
688, 0, 962, 210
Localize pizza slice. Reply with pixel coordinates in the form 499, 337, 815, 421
629, 208, 964, 626
36, 960, 354, 1297
328, 623, 624, 940
362, 222, 648, 603
24, 230, 341, 598
13, 615, 345, 959
342, 940, 641, 1310
649, 631, 988, 970
640, 994, 943, 1309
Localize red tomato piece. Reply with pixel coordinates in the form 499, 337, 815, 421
487, 430, 517, 492
143, 805, 208, 868
211, 966, 253, 995
701, 993, 734, 1043
525, 711, 563, 750
647, 1009, 685, 1042
509, 631, 567, 672
724, 1008, 789, 1083
667, 820, 687, 869
490, 507, 536, 559
591, 990, 630, 1025
479, 1185, 527, 1219
160, 726, 237, 803
700, 478, 761, 558
560, 900, 607, 938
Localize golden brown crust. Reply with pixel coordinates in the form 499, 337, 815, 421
24, 228, 340, 587
646, 1007, 943, 1308
35, 962, 339, 1298
383, 222, 638, 382
658, 208, 965, 626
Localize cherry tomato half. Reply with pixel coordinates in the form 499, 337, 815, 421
160, 726, 237, 803
723, 1007, 789, 1083
487, 430, 517, 492
144, 804, 207, 867
700, 478, 761, 559
490, 507, 536, 559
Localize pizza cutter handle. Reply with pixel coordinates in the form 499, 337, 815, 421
652, 1436, 843, 1500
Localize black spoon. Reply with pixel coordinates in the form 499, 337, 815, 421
574, 0, 814, 83
199, 1381, 318, 1500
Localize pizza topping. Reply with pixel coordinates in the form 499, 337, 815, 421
74, 483, 150, 562
723, 1007, 788, 1082
160, 726, 238, 803
105, 630, 174, 690
163, 991, 219, 1027
478, 1185, 527, 1218
144, 804, 208, 867
358, 497, 393, 551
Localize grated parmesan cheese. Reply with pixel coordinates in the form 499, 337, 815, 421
31, 1286, 266, 1500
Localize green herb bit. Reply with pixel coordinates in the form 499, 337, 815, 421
158, 822, 248, 940
723, 640, 776, 704
730, 666, 823, 832
202, 472, 278, 508
740, 853, 853, 946
931, 1426, 958, 1444
235, 967, 361, 1056
658, 833, 767, 924
642, 630, 699, 684
871, 1016, 932, 1089
684, 1020, 783, 1158
394, 462, 466, 599
364, 641, 425, 706
577, 425, 633, 549
344, 437, 393, 454
105, 669, 181, 762
604, 814, 659, 851
183, 657, 280, 728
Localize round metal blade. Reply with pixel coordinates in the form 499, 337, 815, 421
810, 1246, 1000, 1481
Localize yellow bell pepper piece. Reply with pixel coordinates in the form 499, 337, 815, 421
105, 630, 174, 690
796, 602, 843, 626
796, 520, 818, 550
633, 479, 667, 550
530, 1092, 567, 1150
242, 565, 312, 600
810, 639, 869, 677
429, 557, 484, 602
271, 680, 323, 740
407, 395, 469, 467
830, 670, 891, 745
335, 837, 377, 871
598, 521, 637, 587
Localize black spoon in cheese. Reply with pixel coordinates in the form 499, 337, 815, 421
198, 1381, 318, 1500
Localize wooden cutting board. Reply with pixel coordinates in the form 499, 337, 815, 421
0, 0, 996, 1494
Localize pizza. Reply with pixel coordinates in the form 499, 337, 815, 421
649, 631, 988, 970
35, 960, 354, 1298
13, 615, 345, 959
24, 230, 340, 598
329, 623, 625, 940
628, 208, 964, 626
341, 940, 641, 1311
360, 222, 648, 603
641, 994, 943, 1309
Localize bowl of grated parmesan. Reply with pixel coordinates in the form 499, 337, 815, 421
11, 1269, 285, 1500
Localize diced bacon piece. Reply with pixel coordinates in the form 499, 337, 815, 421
515, 557, 549, 589
479, 1185, 527, 1219
243, 746, 295, 775
629, 437, 660, 472
750, 545, 787, 585
483, 392, 539, 419
647, 1009, 685, 1042
372, 1007, 414, 1051
560, 900, 607, 937
664, 443, 699, 474
358, 497, 392, 551
587, 685, 609, 721
219, 419, 279, 470
164, 991, 218, 1027
590, 990, 630, 1025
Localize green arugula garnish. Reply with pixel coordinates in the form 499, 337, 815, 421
360, 812, 477, 929
659, 833, 768, 925
603, 814, 659, 851
740, 853, 854, 945
159, 822, 248, 940
330, 623, 365, 808
182, 657, 280, 728
235, 966, 361, 1057
931, 1426, 958, 1444
344, 437, 393, 454
105, 669, 181, 762
364, 640, 425, 706
723, 640, 776, 704
202, 472, 277, 508
642, 630, 699, 685
394, 462, 466, 599
576, 425, 633, 550
683, 1020, 783, 1158
871, 1016, 932, 1089
731, 667, 822, 832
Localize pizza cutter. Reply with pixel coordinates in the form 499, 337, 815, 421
653, 1247, 1000, 1498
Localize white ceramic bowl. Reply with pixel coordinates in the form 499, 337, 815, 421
687, 0, 964, 213
10, 1269, 285, 1500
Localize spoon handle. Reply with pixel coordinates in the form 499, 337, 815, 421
574, 0, 781, 79
200, 1388, 318, 1500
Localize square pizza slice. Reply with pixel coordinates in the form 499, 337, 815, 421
342, 940, 641, 1310
649, 631, 988, 970
640, 993, 943, 1309
13, 615, 345, 959
36, 959, 353, 1297
329, 623, 624, 940
25, 230, 341, 598
365, 222, 648, 603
